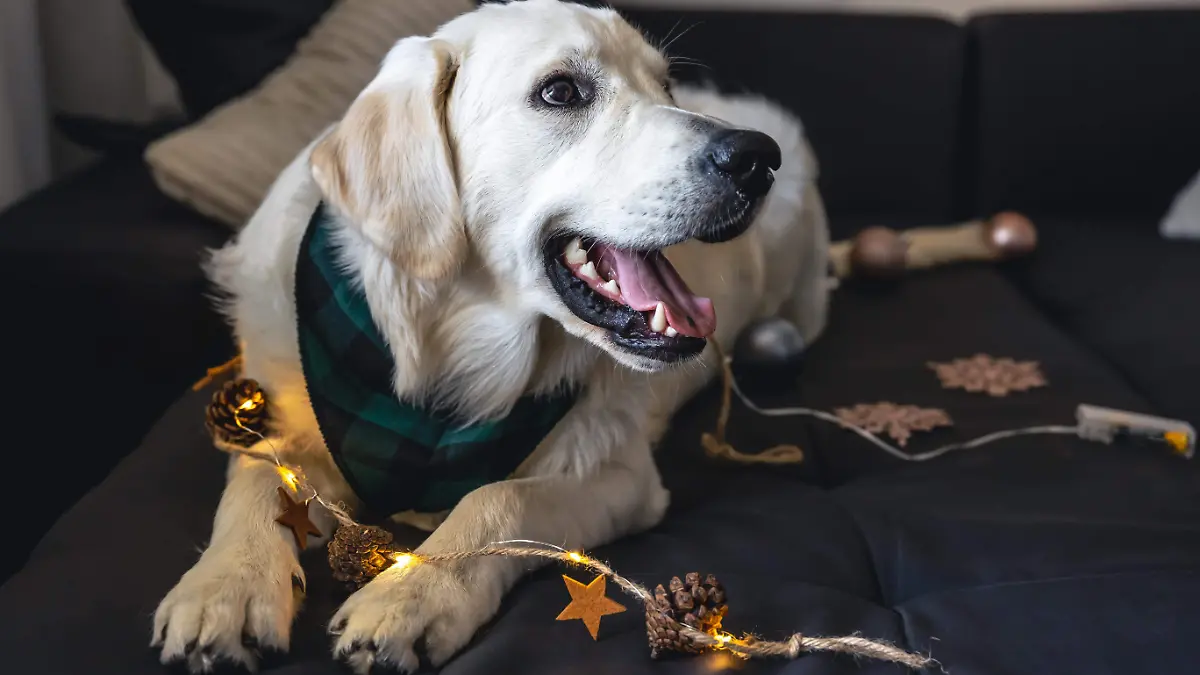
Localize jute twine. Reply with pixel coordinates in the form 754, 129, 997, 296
191, 354, 244, 391
701, 341, 806, 465
401, 540, 938, 670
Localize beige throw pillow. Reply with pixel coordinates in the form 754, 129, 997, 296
145, 0, 474, 229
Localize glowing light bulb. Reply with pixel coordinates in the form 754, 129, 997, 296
712, 632, 744, 650
277, 466, 300, 491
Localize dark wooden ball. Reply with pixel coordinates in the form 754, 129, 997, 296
731, 317, 806, 390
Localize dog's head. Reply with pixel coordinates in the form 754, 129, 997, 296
311, 0, 780, 372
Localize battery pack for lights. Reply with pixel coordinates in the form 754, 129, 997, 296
1076, 404, 1196, 458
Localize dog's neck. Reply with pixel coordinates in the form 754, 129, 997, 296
329, 219, 599, 423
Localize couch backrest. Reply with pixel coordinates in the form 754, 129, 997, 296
968, 9, 1200, 221
622, 8, 967, 234
134, 2, 1200, 231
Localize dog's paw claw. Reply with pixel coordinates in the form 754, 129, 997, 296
150, 623, 167, 648
330, 564, 495, 673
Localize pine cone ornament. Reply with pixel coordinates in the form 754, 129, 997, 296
206, 378, 269, 446
327, 524, 397, 589
646, 572, 729, 658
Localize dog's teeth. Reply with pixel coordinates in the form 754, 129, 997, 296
565, 238, 588, 265
650, 302, 667, 333
602, 279, 620, 295
578, 261, 599, 280
665, 326, 678, 338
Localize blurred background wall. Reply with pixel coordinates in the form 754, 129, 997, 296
0, 0, 177, 210
1, 0, 1197, 210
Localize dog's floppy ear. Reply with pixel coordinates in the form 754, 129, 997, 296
311, 37, 463, 280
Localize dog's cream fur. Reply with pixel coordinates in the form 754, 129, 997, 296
151, 1, 829, 672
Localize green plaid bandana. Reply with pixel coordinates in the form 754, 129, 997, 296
295, 203, 579, 515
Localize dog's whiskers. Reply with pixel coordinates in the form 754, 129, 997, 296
660, 21, 701, 54
653, 19, 684, 54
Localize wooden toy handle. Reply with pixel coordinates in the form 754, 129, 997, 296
907, 212, 1036, 268
903, 220, 995, 268
830, 212, 1037, 279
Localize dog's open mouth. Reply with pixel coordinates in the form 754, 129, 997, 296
544, 236, 713, 362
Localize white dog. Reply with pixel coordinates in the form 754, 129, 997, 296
151, 0, 829, 672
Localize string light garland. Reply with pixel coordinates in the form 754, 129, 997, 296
337, 538, 938, 669
202, 360, 941, 670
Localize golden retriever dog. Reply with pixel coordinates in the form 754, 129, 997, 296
151, 0, 829, 672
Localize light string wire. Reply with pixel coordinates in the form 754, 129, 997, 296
726, 366, 1077, 461
226, 404, 358, 528
214, 359, 950, 670
707, 339, 1078, 463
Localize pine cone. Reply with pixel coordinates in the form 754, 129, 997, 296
206, 378, 269, 446
327, 524, 396, 590
646, 572, 728, 658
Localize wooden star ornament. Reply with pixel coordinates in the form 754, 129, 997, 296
275, 486, 322, 549
556, 574, 626, 640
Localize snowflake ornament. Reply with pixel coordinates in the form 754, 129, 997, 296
834, 402, 953, 446
928, 354, 1047, 397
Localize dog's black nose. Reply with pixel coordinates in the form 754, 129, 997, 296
707, 129, 782, 198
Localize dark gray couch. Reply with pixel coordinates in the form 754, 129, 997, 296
1, 3, 1197, 674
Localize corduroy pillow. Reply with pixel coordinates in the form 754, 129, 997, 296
144, 0, 474, 229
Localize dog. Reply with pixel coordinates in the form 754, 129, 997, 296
151, 0, 829, 672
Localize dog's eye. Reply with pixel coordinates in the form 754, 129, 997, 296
541, 77, 579, 106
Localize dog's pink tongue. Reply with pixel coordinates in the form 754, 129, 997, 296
608, 249, 716, 338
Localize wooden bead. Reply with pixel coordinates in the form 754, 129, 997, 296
984, 212, 1037, 256
849, 226, 908, 278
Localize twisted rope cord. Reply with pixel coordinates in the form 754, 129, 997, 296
410, 541, 938, 670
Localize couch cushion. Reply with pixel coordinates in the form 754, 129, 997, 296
126, 0, 336, 118
970, 9, 1200, 220
1001, 216, 1200, 425
2, 261, 1195, 675
0, 157, 234, 582
621, 8, 967, 236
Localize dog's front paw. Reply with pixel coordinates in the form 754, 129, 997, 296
330, 562, 497, 674
151, 542, 303, 673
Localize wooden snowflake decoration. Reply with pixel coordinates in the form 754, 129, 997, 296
928, 354, 1047, 397
834, 402, 953, 446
